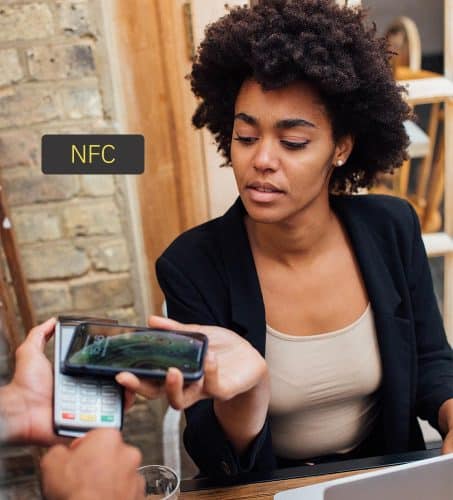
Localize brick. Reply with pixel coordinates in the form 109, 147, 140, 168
2, 167, 79, 206
30, 282, 72, 313
80, 175, 115, 196
22, 241, 89, 280
0, 49, 23, 86
103, 307, 138, 324
57, 0, 95, 36
11, 206, 62, 243
27, 44, 95, 80
63, 198, 121, 236
0, 4, 54, 42
89, 238, 130, 272
70, 274, 133, 310
61, 87, 102, 119
0, 87, 59, 128
0, 130, 39, 168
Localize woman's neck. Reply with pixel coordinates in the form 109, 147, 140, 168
245, 200, 339, 267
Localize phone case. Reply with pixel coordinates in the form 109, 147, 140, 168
62, 321, 208, 382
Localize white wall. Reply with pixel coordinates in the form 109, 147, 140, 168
363, 0, 444, 55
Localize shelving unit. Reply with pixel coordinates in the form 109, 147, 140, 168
364, 1, 453, 341
352, 0, 452, 448
409, 1, 453, 341
444, 0, 453, 342
401, 76, 453, 104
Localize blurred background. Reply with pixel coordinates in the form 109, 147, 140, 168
0, 0, 451, 497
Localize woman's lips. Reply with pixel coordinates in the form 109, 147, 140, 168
245, 183, 285, 203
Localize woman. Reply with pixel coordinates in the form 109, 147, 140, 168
117, 0, 453, 478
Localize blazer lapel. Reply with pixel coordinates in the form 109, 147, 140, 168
216, 198, 267, 355
332, 196, 413, 452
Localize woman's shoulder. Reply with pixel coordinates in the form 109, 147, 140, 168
333, 193, 416, 227
159, 198, 244, 266
158, 213, 229, 267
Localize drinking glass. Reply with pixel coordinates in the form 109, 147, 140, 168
138, 464, 180, 499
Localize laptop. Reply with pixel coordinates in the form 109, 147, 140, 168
275, 453, 453, 499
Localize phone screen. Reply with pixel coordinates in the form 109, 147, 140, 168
64, 323, 207, 378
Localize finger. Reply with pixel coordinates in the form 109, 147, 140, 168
204, 349, 217, 371
180, 376, 205, 407
124, 389, 136, 411
41, 444, 69, 470
165, 367, 186, 409
166, 352, 216, 407
135, 473, 146, 500
201, 350, 222, 397
69, 436, 84, 450
441, 435, 453, 454
204, 351, 230, 401
81, 428, 123, 448
115, 372, 165, 400
147, 315, 202, 334
124, 445, 143, 469
26, 317, 57, 351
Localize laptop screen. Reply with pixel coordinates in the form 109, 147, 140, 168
324, 455, 453, 500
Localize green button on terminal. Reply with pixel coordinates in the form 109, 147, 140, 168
101, 415, 114, 422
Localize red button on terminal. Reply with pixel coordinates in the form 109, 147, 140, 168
62, 412, 75, 420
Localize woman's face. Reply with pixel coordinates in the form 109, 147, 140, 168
231, 79, 349, 225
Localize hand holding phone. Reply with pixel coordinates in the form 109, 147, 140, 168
63, 322, 208, 382
116, 315, 269, 412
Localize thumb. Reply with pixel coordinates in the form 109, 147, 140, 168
147, 315, 203, 334
201, 351, 222, 398
26, 317, 57, 351
441, 432, 453, 454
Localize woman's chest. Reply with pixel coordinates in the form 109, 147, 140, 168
257, 249, 369, 336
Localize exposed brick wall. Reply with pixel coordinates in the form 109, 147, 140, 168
0, 2, 163, 497
0, 0, 141, 325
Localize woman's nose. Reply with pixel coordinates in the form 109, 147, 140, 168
252, 140, 279, 172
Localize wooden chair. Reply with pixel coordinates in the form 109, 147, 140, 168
372, 17, 445, 233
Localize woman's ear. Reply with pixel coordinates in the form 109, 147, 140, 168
334, 134, 354, 166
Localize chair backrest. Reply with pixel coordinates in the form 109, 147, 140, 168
374, 17, 445, 233
386, 16, 421, 73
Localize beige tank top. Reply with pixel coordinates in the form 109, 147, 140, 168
266, 303, 382, 460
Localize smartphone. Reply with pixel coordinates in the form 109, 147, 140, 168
62, 322, 208, 382
53, 316, 124, 438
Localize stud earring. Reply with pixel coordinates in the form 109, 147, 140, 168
336, 159, 343, 167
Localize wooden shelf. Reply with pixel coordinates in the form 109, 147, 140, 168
423, 232, 453, 257
404, 120, 430, 158
400, 76, 453, 105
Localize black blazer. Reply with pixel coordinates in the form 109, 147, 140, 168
156, 194, 453, 478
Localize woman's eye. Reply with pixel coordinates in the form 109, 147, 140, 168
233, 135, 258, 145
280, 140, 309, 150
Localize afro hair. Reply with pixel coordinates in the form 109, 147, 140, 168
190, 0, 413, 193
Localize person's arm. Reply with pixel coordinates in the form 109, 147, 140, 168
214, 373, 270, 455
117, 313, 274, 478
438, 398, 453, 453
120, 254, 275, 477
158, 255, 274, 471
406, 204, 453, 451
0, 318, 67, 446
0, 383, 28, 443
41, 429, 144, 500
